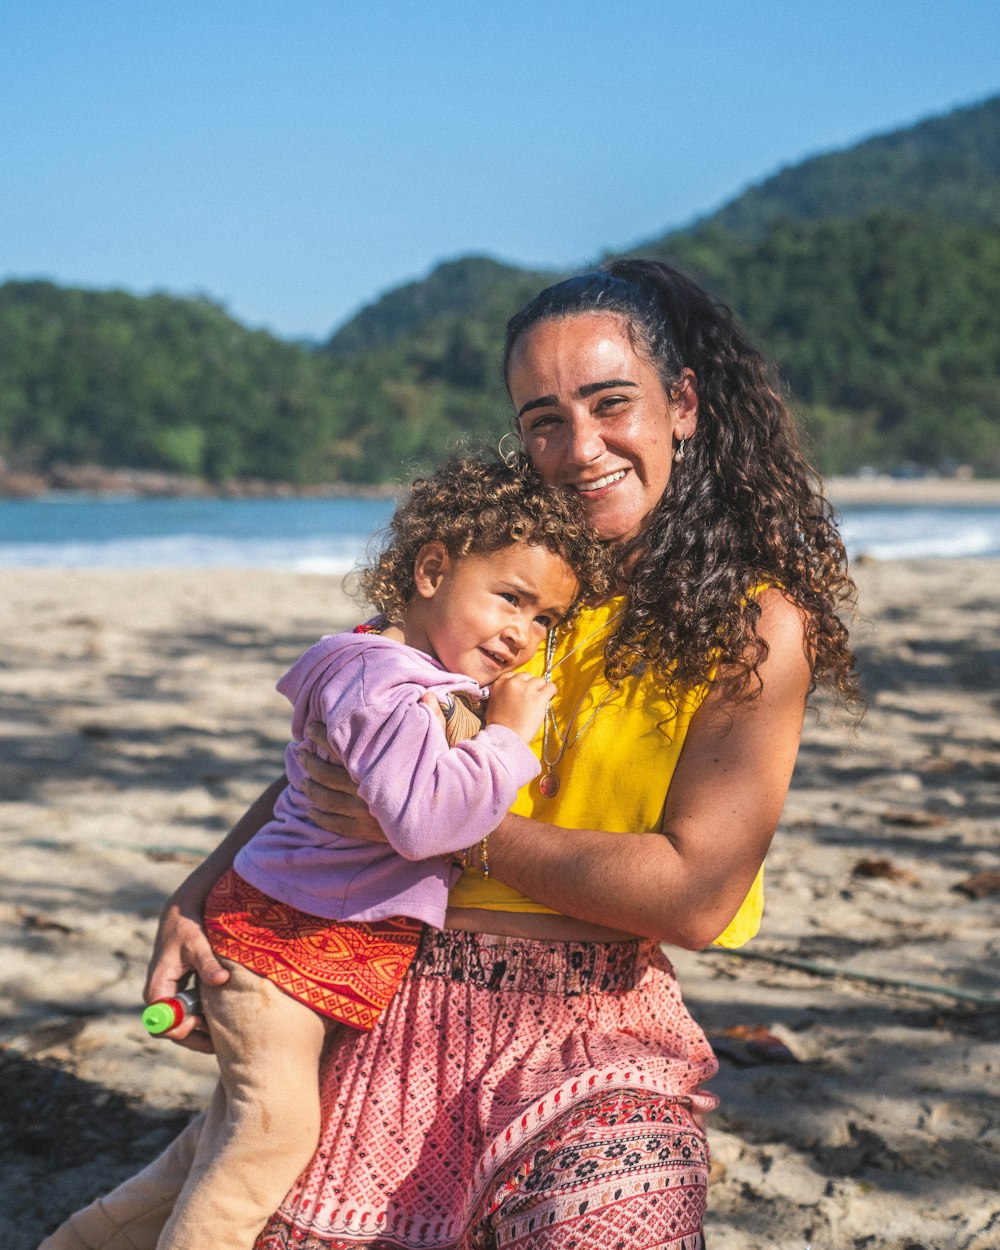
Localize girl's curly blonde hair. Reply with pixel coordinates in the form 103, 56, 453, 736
359, 454, 609, 622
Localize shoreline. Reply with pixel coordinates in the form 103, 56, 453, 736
825, 475, 1000, 507
3, 466, 1000, 507
0, 464, 403, 502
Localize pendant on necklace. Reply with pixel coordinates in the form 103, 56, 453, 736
539, 771, 560, 798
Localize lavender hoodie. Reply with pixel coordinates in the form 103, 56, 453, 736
234, 631, 540, 928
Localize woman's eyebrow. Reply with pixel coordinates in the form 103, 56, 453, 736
517, 393, 558, 419
517, 378, 637, 420
579, 378, 636, 398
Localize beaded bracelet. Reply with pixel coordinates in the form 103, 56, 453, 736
446, 839, 490, 878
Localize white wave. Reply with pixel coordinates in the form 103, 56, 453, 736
840, 508, 1000, 561
3, 502, 999, 568
845, 528, 999, 560
0, 532, 372, 572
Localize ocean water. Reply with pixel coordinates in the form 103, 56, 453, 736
1, 496, 999, 568
836, 504, 1000, 560
0, 496, 397, 571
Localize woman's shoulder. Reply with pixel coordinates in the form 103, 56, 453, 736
705, 586, 812, 712
754, 586, 811, 650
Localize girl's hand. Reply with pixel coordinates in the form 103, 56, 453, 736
485, 671, 556, 744
299, 721, 389, 843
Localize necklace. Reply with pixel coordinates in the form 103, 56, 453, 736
538, 609, 624, 798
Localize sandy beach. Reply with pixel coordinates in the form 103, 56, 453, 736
825, 476, 1000, 508
2, 561, 998, 1249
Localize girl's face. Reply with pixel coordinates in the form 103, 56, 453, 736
407, 541, 578, 686
507, 313, 698, 544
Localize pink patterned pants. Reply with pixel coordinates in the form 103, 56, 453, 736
40, 929, 717, 1250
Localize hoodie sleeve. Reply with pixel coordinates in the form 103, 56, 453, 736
321, 649, 540, 860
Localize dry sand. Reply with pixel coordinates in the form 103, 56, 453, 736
1, 561, 998, 1249
825, 476, 1000, 507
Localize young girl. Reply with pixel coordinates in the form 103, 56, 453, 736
152, 453, 608, 1250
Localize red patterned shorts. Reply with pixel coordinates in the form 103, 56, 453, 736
255, 927, 718, 1249
204, 868, 423, 1031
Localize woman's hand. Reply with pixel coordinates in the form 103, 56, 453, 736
143, 888, 227, 1054
299, 721, 389, 843
141, 774, 289, 1052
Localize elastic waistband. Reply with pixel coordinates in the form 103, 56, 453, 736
412, 927, 654, 996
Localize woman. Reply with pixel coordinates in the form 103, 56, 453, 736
42, 260, 857, 1250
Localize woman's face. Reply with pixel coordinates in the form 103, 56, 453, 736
507, 313, 698, 544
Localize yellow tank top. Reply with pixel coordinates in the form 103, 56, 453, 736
448, 597, 764, 948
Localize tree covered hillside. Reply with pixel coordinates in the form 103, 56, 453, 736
326, 257, 555, 356
0, 282, 357, 482
686, 94, 1000, 239
2, 94, 998, 485
645, 212, 1000, 472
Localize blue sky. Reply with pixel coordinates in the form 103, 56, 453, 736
2, 1, 998, 341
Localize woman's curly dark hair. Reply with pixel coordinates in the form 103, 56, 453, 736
359, 453, 609, 624
503, 259, 860, 709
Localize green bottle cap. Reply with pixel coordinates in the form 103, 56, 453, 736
142, 1001, 179, 1035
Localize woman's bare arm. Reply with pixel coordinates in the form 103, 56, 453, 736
298, 595, 812, 949
301, 594, 812, 949
142, 774, 287, 1052
487, 591, 813, 948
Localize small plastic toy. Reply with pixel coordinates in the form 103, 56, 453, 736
141, 988, 201, 1035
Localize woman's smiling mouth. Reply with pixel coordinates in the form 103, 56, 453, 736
575, 469, 628, 494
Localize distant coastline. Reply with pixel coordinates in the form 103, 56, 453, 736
0, 463, 401, 502
3, 463, 999, 506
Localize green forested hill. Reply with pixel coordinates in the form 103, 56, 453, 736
0, 282, 358, 481
326, 257, 555, 356
642, 211, 1000, 472
686, 94, 1000, 239
2, 94, 999, 485
317, 259, 560, 479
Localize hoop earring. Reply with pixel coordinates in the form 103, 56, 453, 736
498, 431, 522, 467
673, 436, 687, 464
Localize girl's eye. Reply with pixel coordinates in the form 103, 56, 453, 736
500, 592, 518, 605
534, 614, 553, 629
525, 412, 560, 431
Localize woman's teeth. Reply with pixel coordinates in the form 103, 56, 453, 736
577, 469, 626, 492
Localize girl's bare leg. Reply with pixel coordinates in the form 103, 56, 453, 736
155, 962, 330, 1250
